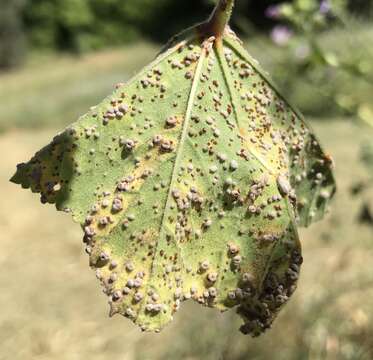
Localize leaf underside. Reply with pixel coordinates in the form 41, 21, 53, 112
11, 26, 336, 336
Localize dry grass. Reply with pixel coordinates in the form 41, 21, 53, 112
1, 119, 372, 360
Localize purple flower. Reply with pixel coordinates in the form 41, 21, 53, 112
265, 5, 281, 19
270, 25, 293, 46
320, 0, 331, 14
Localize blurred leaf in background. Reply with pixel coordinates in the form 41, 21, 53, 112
22, 0, 212, 53
261, 0, 373, 119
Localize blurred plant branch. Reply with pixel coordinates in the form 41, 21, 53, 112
266, 0, 373, 129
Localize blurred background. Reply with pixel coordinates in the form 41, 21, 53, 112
1, 0, 373, 359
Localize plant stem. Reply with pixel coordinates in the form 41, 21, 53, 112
207, 0, 235, 38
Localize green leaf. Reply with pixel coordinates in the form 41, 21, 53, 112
11, 1, 336, 336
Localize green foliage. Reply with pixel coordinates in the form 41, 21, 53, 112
0, 0, 26, 69
11, 1, 335, 336
22, 0, 205, 53
267, 0, 373, 119
1, 0, 372, 67
24, 0, 134, 51
278, 0, 348, 25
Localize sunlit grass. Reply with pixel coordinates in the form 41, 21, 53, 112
0, 43, 157, 132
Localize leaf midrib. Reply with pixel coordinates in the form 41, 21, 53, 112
136, 44, 207, 323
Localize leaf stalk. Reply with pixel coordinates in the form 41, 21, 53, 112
207, 0, 235, 38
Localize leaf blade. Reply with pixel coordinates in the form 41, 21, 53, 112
11, 25, 336, 336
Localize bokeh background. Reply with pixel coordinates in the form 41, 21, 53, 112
1, 0, 373, 359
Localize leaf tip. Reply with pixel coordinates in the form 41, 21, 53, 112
10, 162, 30, 188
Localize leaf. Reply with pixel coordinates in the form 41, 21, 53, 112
11, 0, 336, 336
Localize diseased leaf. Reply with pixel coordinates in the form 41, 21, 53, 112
11, 0, 336, 336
